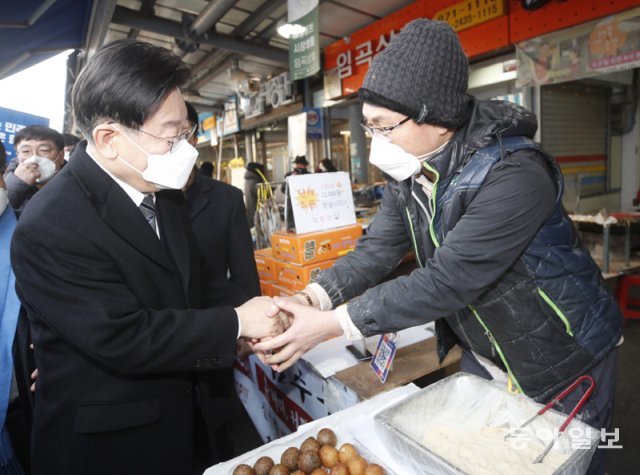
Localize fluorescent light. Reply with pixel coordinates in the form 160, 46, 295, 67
277, 22, 306, 39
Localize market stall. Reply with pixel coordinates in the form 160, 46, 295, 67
233, 324, 461, 442
209, 373, 599, 475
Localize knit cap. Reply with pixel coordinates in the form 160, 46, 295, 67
359, 18, 472, 129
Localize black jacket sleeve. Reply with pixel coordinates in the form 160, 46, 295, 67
322, 150, 557, 335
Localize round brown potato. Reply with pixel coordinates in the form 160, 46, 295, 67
254, 456, 275, 475
318, 445, 339, 468
281, 447, 300, 471
328, 463, 348, 475
347, 456, 367, 475
268, 463, 290, 475
233, 464, 255, 475
316, 428, 337, 447
310, 469, 327, 475
300, 436, 321, 453
364, 464, 385, 475
291, 471, 305, 475
337, 443, 358, 464
298, 450, 322, 474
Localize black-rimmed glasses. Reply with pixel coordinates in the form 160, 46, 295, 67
135, 124, 197, 153
360, 116, 411, 138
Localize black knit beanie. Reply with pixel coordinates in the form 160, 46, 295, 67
359, 18, 472, 129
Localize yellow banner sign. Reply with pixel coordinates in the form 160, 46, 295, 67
434, 0, 505, 32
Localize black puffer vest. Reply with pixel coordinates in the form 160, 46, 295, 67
417, 135, 622, 401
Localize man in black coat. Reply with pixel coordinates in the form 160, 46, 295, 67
183, 103, 262, 465
10, 40, 280, 475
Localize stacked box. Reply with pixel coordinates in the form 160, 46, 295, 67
271, 283, 296, 297
254, 248, 276, 281
274, 258, 336, 291
259, 279, 273, 297
270, 224, 362, 266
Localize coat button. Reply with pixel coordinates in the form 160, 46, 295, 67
185, 387, 192, 397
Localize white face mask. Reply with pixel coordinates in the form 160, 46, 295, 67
0, 189, 8, 215
25, 155, 58, 184
116, 127, 199, 190
368, 136, 450, 181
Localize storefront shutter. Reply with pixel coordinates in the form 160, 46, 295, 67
541, 83, 608, 200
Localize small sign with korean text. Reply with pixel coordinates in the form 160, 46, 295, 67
287, 172, 356, 234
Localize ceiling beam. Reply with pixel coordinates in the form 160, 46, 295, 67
190, 0, 237, 37
127, 0, 157, 39
233, 0, 286, 38
111, 6, 288, 65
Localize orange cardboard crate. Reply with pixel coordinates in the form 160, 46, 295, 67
254, 248, 276, 282
270, 224, 362, 265
259, 279, 274, 297
274, 258, 336, 292
271, 283, 296, 297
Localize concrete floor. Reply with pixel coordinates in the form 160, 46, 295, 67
226, 321, 640, 473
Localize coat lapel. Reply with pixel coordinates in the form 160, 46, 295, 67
69, 143, 178, 275
156, 191, 191, 297
185, 175, 210, 220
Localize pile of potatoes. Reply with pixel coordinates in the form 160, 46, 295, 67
232, 427, 385, 475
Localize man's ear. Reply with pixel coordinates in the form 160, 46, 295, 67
92, 124, 120, 160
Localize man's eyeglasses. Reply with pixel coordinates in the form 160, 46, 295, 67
360, 116, 411, 138
135, 124, 198, 153
17, 145, 58, 159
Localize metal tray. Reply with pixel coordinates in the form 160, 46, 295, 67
374, 373, 599, 475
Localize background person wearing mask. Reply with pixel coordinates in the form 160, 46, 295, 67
281, 155, 310, 194
256, 19, 622, 475
4, 125, 65, 217
10, 39, 281, 475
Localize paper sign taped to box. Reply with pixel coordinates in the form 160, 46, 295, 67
288, 172, 356, 234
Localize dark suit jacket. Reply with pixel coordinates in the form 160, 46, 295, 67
185, 174, 260, 307
185, 174, 260, 466
10, 143, 239, 475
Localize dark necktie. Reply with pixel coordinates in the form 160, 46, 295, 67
139, 194, 157, 234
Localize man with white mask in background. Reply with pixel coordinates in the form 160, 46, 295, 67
256, 19, 621, 475
10, 39, 282, 475
4, 125, 65, 217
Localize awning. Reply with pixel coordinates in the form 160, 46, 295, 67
0, 0, 95, 80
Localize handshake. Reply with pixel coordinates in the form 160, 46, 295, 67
234, 293, 343, 372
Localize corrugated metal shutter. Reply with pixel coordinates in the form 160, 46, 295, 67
541, 83, 608, 198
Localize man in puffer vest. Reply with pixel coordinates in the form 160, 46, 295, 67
256, 18, 623, 474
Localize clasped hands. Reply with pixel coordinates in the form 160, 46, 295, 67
235, 294, 343, 372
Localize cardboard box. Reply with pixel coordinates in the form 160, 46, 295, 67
271, 224, 362, 265
274, 258, 336, 291
259, 280, 274, 297
254, 248, 276, 282
271, 283, 296, 297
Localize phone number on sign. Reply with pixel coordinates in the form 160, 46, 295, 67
434, 0, 504, 32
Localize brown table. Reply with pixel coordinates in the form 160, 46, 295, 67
333, 339, 462, 401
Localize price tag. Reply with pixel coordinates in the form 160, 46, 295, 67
434, 0, 505, 33
370, 333, 398, 384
